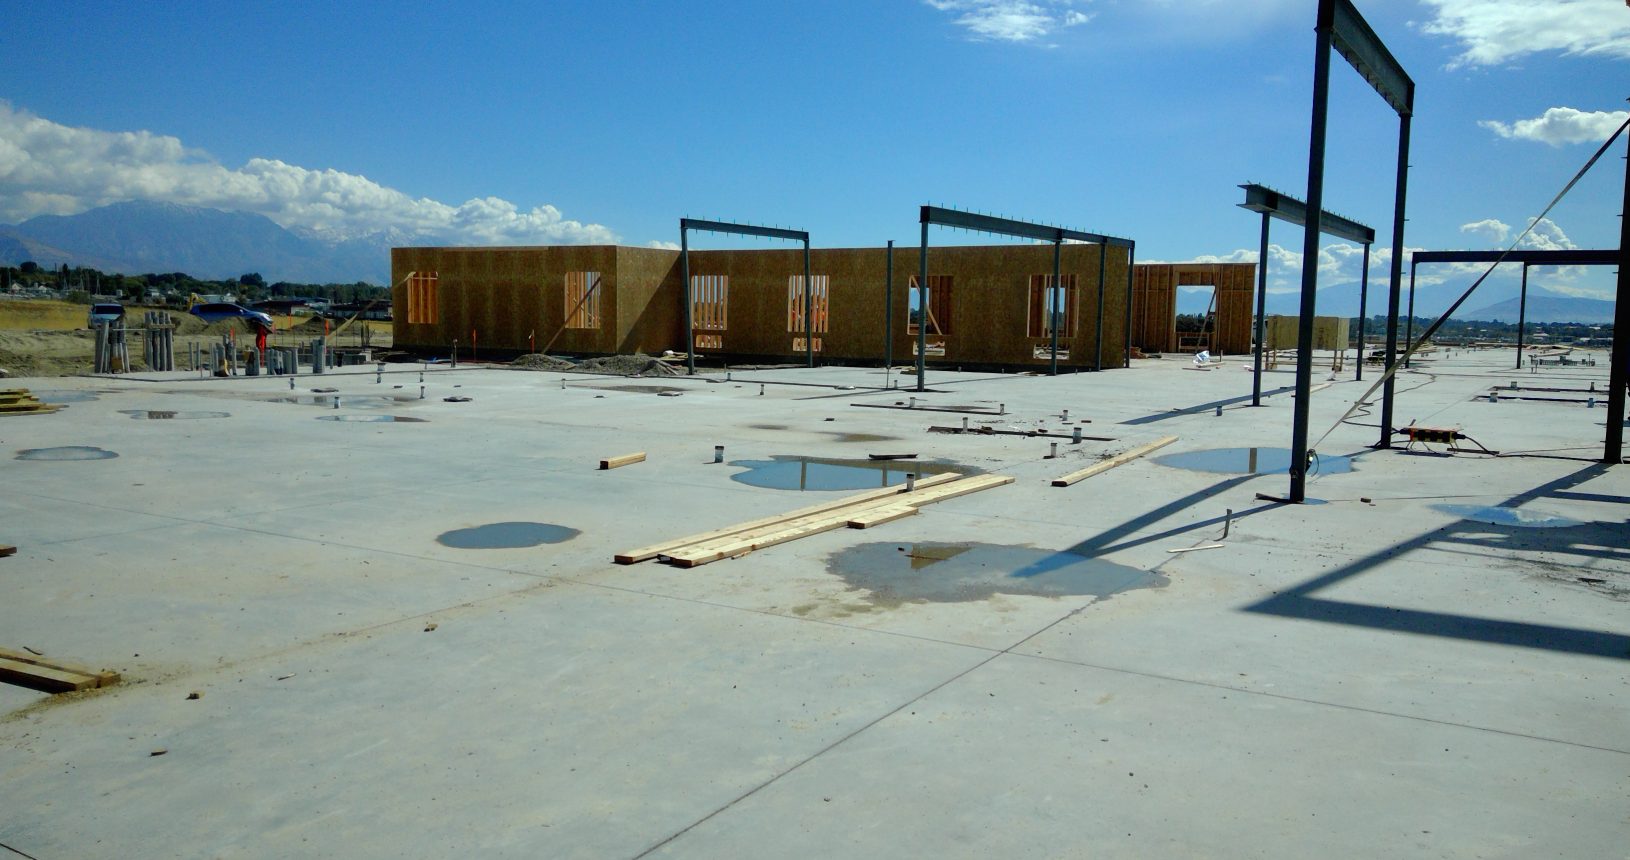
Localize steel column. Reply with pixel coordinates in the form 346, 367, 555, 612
680, 227, 693, 375
1515, 263, 1529, 369
1252, 212, 1270, 406
1095, 240, 1107, 371
916, 220, 929, 392
1356, 242, 1370, 380
803, 240, 813, 368
1404, 258, 1417, 369
1049, 239, 1061, 375
1604, 128, 1630, 464
884, 241, 894, 373
1289, 19, 1336, 504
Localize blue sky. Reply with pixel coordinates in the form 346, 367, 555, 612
0, 0, 1625, 311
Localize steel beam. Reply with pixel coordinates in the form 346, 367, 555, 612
920, 205, 1132, 248
1239, 184, 1375, 245
1605, 129, 1630, 465
1252, 212, 1270, 406
1325, 0, 1413, 117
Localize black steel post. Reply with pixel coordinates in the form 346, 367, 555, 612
1404, 261, 1417, 369
1049, 238, 1061, 375
1604, 130, 1630, 464
1356, 242, 1370, 380
681, 225, 693, 375
1095, 239, 1107, 371
804, 240, 814, 368
1515, 263, 1529, 369
884, 241, 894, 372
1252, 212, 1270, 406
916, 221, 929, 392
1289, 18, 1335, 503
1124, 244, 1135, 368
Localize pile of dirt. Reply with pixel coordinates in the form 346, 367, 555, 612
0, 329, 110, 377
574, 354, 683, 376
511, 354, 579, 371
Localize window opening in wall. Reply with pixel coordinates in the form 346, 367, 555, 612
1176, 284, 1218, 353
564, 271, 603, 329
906, 275, 952, 336
788, 274, 829, 352
691, 274, 728, 350
1027, 274, 1077, 338
406, 272, 439, 324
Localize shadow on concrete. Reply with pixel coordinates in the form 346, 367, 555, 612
1247, 463, 1630, 661
1119, 385, 1295, 425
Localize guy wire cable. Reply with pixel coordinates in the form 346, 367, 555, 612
1310, 113, 1630, 455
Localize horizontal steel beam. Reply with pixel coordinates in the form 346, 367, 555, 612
920, 205, 1134, 249
1323, 0, 1413, 117
1237, 184, 1375, 244
1411, 249, 1618, 266
680, 218, 808, 243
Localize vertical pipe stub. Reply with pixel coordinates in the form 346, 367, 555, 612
905, 473, 916, 492
714, 445, 725, 464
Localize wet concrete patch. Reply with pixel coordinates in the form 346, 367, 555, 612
729, 455, 969, 491
825, 541, 1166, 606
747, 423, 788, 431
16, 446, 119, 461
30, 391, 101, 403
436, 522, 581, 549
264, 395, 404, 409
1153, 446, 1353, 476
1432, 504, 1586, 529
828, 432, 899, 443
585, 384, 689, 396
316, 415, 428, 423
119, 410, 231, 420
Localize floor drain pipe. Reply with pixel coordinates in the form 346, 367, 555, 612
1073, 426, 1083, 444
714, 445, 725, 464
905, 473, 916, 492
1049, 442, 1058, 459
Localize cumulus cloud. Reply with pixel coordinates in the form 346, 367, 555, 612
924, 0, 1092, 44
1460, 218, 1511, 243
1420, 0, 1630, 67
644, 240, 681, 251
0, 101, 617, 246
1480, 107, 1630, 146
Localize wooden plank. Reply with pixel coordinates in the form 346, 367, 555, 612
847, 505, 918, 529
1051, 436, 1179, 487
672, 496, 909, 559
0, 657, 97, 693
0, 545, 15, 558
613, 472, 962, 564
893, 473, 1015, 505
0, 647, 120, 687
599, 452, 647, 470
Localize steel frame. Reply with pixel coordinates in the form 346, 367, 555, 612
915, 205, 1134, 391
1286, 0, 1413, 503
1237, 183, 1376, 405
1402, 248, 1624, 463
678, 218, 812, 375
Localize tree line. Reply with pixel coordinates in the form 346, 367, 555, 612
3, 262, 388, 305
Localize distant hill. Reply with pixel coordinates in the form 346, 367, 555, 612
0, 201, 392, 284
1464, 293, 1616, 324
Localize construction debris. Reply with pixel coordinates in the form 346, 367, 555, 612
1052, 436, 1179, 487
0, 647, 120, 693
599, 452, 647, 470
0, 388, 61, 416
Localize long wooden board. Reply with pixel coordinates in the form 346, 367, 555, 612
1051, 436, 1178, 487
599, 452, 647, 470
613, 472, 961, 564
0, 647, 120, 693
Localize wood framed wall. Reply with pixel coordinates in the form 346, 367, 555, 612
1130, 262, 1257, 355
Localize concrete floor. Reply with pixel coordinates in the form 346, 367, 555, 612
2, 349, 1626, 858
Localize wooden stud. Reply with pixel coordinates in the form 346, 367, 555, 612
1052, 436, 1179, 487
0, 545, 16, 558
847, 505, 918, 529
0, 647, 120, 693
599, 452, 647, 470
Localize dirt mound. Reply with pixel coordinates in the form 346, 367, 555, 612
574, 354, 683, 376
512, 354, 578, 371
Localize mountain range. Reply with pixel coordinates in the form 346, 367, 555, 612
0, 201, 398, 285
1176, 280, 1616, 324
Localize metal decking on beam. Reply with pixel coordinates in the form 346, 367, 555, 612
680, 218, 809, 244
1238, 184, 1375, 245
919, 206, 1133, 248
1410, 250, 1618, 266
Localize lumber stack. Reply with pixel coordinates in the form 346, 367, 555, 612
0, 647, 120, 693
0, 389, 60, 416
615, 472, 1014, 568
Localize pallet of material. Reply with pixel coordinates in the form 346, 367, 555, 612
0, 389, 60, 416
615, 472, 1014, 568
1051, 436, 1178, 487
0, 647, 120, 693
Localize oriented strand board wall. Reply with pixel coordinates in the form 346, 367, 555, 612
1130, 263, 1257, 355
613, 246, 682, 355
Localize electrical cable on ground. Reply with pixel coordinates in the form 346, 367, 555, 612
1309, 114, 1630, 455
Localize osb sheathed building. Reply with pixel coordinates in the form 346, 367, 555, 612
392, 243, 1141, 369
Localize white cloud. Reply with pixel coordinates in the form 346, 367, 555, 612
924, 0, 1092, 44
1518, 217, 1577, 252
1420, 0, 1630, 67
644, 240, 681, 251
0, 101, 616, 246
1480, 107, 1630, 146
1460, 218, 1510, 243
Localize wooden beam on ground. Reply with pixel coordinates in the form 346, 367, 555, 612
847, 505, 918, 529
0, 545, 15, 558
1051, 436, 1178, 487
0, 647, 120, 693
599, 452, 647, 470
613, 473, 962, 564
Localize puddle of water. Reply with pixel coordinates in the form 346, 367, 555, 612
728, 456, 968, 491
436, 522, 581, 549
30, 391, 100, 403
265, 395, 403, 409
825, 541, 1166, 605
1432, 504, 1586, 529
119, 410, 231, 420
829, 432, 899, 443
586, 384, 688, 395
16, 446, 119, 461
316, 415, 428, 423
1153, 447, 1353, 476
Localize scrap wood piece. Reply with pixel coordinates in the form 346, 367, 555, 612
599, 452, 647, 470
847, 505, 918, 529
0, 647, 120, 693
0, 545, 15, 558
613, 473, 963, 564
1051, 436, 1179, 487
